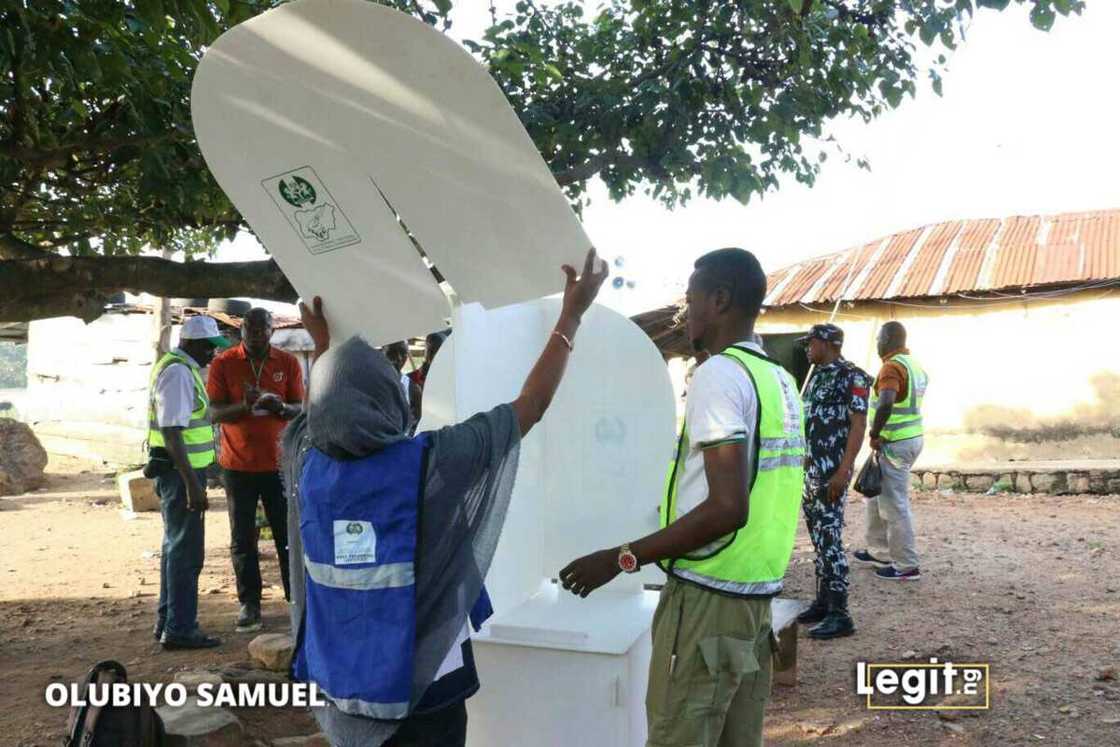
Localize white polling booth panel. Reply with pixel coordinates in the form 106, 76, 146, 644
192, 2, 677, 744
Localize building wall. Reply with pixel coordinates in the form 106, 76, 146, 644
24, 313, 315, 467
756, 289, 1120, 466
25, 314, 156, 465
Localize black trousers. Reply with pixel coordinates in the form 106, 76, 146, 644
223, 469, 291, 604
384, 701, 468, 747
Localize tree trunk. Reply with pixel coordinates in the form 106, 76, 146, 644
0, 255, 297, 323
150, 249, 174, 357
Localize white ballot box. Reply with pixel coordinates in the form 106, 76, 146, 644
469, 584, 659, 747
192, 2, 677, 744
421, 300, 674, 747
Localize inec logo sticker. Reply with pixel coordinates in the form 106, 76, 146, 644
277, 175, 317, 208
262, 166, 361, 255
334, 520, 376, 565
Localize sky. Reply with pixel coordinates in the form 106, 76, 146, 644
219, 0, 1120, 317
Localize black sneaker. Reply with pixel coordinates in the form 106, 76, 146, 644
161, 630, 222, 650
875, 566, 921, 582
236, 602, 262, 633
853, 549, 890, 566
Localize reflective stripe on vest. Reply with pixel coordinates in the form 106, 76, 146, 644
658, 345, 805, 597
871, 354, 928, 443
147, 352, 215, 469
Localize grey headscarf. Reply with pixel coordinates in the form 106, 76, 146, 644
283, 335, 520, 747
306, 336, 411, 458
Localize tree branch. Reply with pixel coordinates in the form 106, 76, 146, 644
0, 255, 297, 323
0, 232, 53, 260
0, 132, 181, 166
820, 0, 891, 27
553, 152, 662, 186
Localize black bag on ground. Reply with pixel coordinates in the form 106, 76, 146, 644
64, 660, 165, 747
855, 452, 883, 498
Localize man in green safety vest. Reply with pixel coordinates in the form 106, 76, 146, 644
560, 248, 804, 747
148, 315, 231, 650
855, 321, 928, 582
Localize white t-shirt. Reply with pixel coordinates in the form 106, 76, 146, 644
153, 349, 201, 428
674, 341, 761, 525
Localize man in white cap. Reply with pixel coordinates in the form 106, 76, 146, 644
147, 315, 230, 650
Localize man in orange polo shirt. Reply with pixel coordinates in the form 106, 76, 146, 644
208, 308, 304, 632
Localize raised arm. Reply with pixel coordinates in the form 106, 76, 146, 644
511, 249, 608, 437
295, 248, 608, 439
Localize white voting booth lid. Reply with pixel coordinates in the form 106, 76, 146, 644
192, 0, 676, 655
192, 0, 590, 343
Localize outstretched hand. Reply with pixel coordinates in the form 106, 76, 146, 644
559, 548, 621, 598
299, 296, 329, 356
560, 248, 609, 321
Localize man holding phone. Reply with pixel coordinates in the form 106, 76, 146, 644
209, 308, 303, 632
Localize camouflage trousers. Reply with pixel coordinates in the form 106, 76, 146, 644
802, 478, 850, 595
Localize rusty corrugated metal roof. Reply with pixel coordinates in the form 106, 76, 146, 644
764, 208, 1120, 307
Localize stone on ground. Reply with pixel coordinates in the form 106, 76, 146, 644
118, 469, 160, 511
963, 474, 995, 493
0, 419, 48, 496
1030, 473, 1060, 493
173, 670, 225, 692
271, 735, 331, 747
156, 697, 242, 746
219, 661, 289, 684
248, 633, 294, 672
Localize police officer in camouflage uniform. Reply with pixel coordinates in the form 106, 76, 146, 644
796, 324, 871, 640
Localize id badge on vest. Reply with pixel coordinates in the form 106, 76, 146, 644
333, 520, 377, 565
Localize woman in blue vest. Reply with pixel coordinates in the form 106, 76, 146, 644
282, 249, 607, 747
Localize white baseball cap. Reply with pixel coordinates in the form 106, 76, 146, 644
180, 316, 232, 348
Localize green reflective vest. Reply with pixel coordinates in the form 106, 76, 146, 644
871, 353, 928, 443
658, 345, 805, 597
148, 351, 216, 469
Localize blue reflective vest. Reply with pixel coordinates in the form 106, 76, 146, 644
293, 434, 493, 720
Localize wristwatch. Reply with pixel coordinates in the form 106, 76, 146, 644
618, 543, 640, 574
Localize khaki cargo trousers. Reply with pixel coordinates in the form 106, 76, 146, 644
646, 578, 774, 747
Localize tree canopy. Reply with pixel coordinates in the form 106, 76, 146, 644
0, 0, 1084, 321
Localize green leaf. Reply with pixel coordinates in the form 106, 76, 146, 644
1030, 6, 1056, 31
787, 0, 802, 14
919, 22, 938, 46
135, 0, 166, 30
433, 0, 452, 14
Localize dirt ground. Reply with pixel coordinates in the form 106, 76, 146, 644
1, 459, 1118, 746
